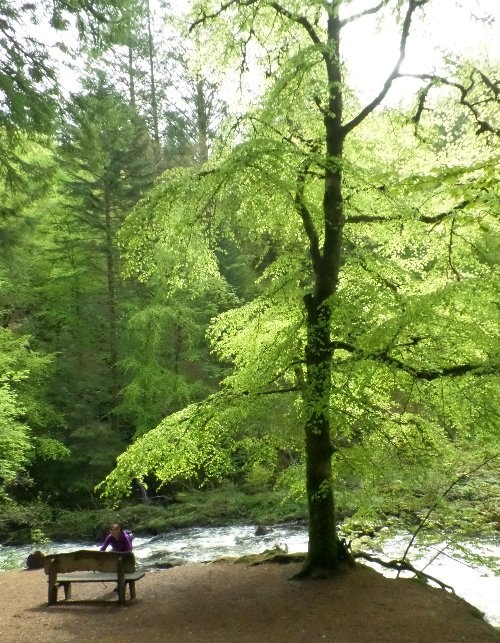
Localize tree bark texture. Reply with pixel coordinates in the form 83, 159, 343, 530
300, 10, 346, 574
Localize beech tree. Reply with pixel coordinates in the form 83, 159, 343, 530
102, 0, 499, 576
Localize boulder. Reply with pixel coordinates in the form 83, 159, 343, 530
26, 550, 46, 570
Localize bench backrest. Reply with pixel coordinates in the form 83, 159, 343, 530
43, 550, 136, 574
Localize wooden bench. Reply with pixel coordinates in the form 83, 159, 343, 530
44, 550, 145, 605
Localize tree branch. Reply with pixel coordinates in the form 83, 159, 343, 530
346, 214, 392, 223
398, 452, 500, 572
347, 196, 481, 226
402, 70, 500, 137
447, 217, 461, 281
330, 340, 358, 353
328, 340, 499, 380
268, 2, 322, 48
190, 0, 256, 32
358, 256, 400, 292
374, 355, 499, 380
340, 2, 385, 27
246, 114, 321, 152
343, 0, 429, 134
295, 160, 322, 274
253, 386, 299, 396
190, 0, 322, 49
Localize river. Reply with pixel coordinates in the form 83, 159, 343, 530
1, 523, 498, 627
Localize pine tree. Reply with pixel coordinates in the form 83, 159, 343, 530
33, 78, 156, 503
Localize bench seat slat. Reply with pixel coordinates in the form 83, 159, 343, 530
56, 571, 145, 583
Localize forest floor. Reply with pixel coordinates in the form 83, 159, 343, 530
1, 559, 499, 642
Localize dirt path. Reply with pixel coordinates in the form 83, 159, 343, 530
1, 561, 499, 642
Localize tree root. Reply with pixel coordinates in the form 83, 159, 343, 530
353, 551, 455, 593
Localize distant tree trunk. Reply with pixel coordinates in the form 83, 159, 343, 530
174, 322, 182, 376
146, 0, 161, 164
136, 480, 150, 503
128, 43, 136, 109
104, 187, 120, 433
195, 79, 209, 163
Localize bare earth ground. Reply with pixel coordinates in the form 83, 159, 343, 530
1, 561, 499, 643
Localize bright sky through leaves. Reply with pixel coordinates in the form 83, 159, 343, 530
341, 0, 500, 103
26, 1, 500, 108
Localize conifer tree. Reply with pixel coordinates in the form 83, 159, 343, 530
32, 79, 157, 503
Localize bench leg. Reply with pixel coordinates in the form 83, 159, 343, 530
62, 582, 72, 600
48, 562, 59, 605
129, 581, 136, 600
117, 579, 126, 604
48, 583, 58, 606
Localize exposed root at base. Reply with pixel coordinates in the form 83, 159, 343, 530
353, 551, 455, 593
291, 538, 356, 580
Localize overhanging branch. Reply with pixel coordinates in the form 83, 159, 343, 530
347, 195, 482, 226
369, 354, 498, 380
190, 0, 322, 50
190, 0, 258, 32
398, 451, 500, 569
268, 2, 322, 47
343, 0, 429, 134
340, 2, 385, 27
402, 71, 500, 137
329, 340, 499, 380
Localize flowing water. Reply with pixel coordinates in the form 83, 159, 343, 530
1, 523, 498, 626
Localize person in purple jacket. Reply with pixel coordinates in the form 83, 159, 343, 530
100, 523, 133, 552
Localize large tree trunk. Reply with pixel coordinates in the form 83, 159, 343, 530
302, 294, 339, 573
299, 10, 350, 576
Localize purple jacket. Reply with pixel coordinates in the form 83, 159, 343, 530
99, 531, 133, 552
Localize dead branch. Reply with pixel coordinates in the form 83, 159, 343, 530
398, 452, 500, 570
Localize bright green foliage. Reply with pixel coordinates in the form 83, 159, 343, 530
0, 379, 31, 498
0, 138, 72, 502
0, 0, 498, 544
102, 385, 303, 498
27, 80, 157, 503
102, 38, 499, 538
0, 327, 67, 500
119, 291, 229, 436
